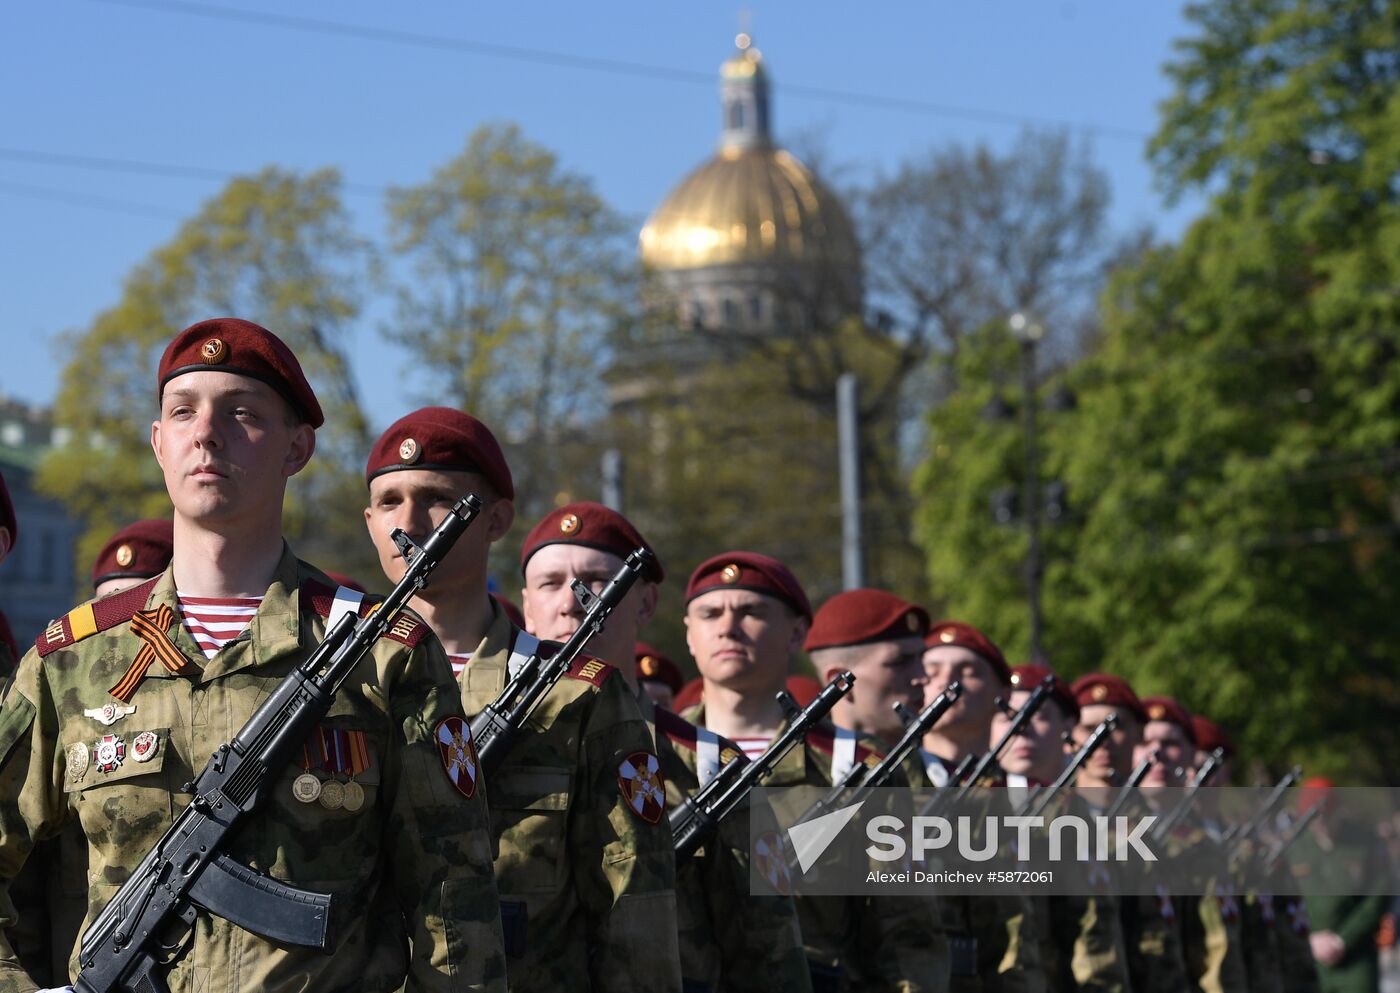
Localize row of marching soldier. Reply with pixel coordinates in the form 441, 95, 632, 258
0, 317, 1386, 993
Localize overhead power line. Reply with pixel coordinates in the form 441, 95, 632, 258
87, 0, 1152, 143
0, 179, 187, 220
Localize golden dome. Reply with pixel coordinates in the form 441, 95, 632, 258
639, 145, 860, 272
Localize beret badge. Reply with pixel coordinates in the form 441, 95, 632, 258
639, 655, 658, 676
939, 630, 955, 643
1091, 684, 1108, 702
1148, 703, 1166, 720
720, 563, 742, 584
559, 513, 580, 535
115, 544, 134, 568
200, 338, 227, 363
398, 438, 421, 463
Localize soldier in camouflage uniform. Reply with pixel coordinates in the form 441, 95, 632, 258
363, 412, 682, 993
990, 664, 1131, 993
0, 318, 508, 993
518, 502, 811, 993
1137, 696, 1247, 993
681, 552, 946, 993
919, 621, 1045, 993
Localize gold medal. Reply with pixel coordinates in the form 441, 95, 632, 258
292, 773, 322, 803
341, 780, 365, 812
318, 779, 345, 810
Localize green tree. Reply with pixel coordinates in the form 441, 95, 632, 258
38, 167, 379, 592
926, 0, 1400, 781
385, 123, 636, 549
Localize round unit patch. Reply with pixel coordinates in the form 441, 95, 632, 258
66, 741, 89, 781
753, 830, 793, 895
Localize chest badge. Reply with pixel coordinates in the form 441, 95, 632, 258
84, 703, 136, 727
131, 730, 160, 763
94, 734, 126, 773
66, 742, 90, 781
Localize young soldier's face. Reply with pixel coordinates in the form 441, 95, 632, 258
1136, 721, 1192, 787
684, 589, 803, 694
521, 542, 655, 669
921, 646, 1002, 737
152, 371, 313, 527
1075, 704, 1142, 785
825, 638, 925, 740
364, 468, 511, 593
992, 690, 1074, 782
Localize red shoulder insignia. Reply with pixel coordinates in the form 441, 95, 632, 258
653, 706, 699, 752
301, 580, 427, 647
36, 578, 160, 658
563, 654, 615, 687
855, 739, 884, 766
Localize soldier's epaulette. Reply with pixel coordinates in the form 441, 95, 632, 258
301, 580, 430, 649
35, 577, 161, 658
804, 725, 884, 765
562, 653, 615, 687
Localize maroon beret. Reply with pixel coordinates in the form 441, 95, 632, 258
492, 592, 527, 629
805, 589, 929, 652
685, 551, 812, 622
0, 471, 15, 548
1009, 663, 1079, 720
158, 318, 323, 428
91, 519, 174, 588
1140, 695, 1197, 744
365, 407, 513, 500
1070, 673, 1148, 724
521, 502, 663, 583
925, 620, 1011, 684
1190, 715, 1236, 759
786, 674, 823, 708
635, 642, 683, 694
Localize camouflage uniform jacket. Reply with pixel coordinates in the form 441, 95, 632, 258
1162, 823, 1248, 993
0, 548, 507, 993
685, 704, 948, 993
1022, 789, 1130, 993
641, 693, 812, 993
459, 607, 681, 993
907, 752, 1044, 993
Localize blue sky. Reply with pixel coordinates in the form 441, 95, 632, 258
1, 1, 1202, 429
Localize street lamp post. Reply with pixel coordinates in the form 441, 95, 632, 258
1009, 312, 1046, 663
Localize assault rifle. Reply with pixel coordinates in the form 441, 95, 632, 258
1263, 805, 1321, 875
76, 494, 484, 993
1149, 746, 1225, 844
1027, 714, 1118, 819
791, 682, 962, 830
1224, 766, 1302, 858
1102, 750, 1157, 822
670, 671, 855, 864
472, 548, 654, 777
917, 674, 1055, 818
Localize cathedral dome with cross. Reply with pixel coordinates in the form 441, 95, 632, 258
639, 33, 862, 332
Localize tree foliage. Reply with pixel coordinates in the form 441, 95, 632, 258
917, 0, 1400, 781
37, 167, 378, 591
385, 123, 635, 540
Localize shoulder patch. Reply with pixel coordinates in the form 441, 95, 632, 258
301, 580, 429, 649
653, 706, 699, 752
36, 578, 159, 658
563, 654, 615, 688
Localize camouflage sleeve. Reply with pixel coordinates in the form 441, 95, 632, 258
575, 676, 682, 993
1067, 894, 1132, 993
0, 648, 66, 993
385, 636, 507, 993
707, 795, 812, 993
